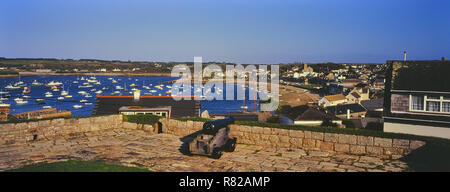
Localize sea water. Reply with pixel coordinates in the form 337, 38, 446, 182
0, 75, 261, 116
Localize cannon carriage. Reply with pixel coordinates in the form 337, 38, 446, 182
188, 117, 237, 159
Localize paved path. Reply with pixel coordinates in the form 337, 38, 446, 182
0, 129, 409, 172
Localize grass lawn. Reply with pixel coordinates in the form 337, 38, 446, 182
5, 160, 150, 172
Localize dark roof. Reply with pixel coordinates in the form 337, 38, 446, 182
388, 60, 450, 92
326, 103, 367, 116
93, 96, 200, 118
361, 98, 384, 111
350, 92, 361, 98
281, 105, 337, 121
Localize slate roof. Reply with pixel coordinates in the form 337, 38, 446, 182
360, 98, 384, 111
326, 103, 367, 116
93, 96, 200, 118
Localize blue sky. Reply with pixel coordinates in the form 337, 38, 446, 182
1, 0, 449, 64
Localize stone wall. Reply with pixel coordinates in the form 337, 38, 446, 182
0, 115, 123, 145
0, 116, 427, 160
159, 118, 426, 159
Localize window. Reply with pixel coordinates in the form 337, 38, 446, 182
426, 101, 440, 112
410, 94, 450, 114
411, 95, 424, 110
443, 102, 450, 112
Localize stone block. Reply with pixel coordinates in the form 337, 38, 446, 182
311, 132, 324, 140
349, 145, 366, 155
186, 120, 194, 129
374, 137, 392, 147
384, 147, 404, 156
338, 134, 357, 145
304, 131, 312, 138
28, 121, 39, 129
393, 139, 409, 148
334, 143, 350, 153
263, 128, 272, 135
288, 130, 304, 138
15, 122, 28, 130
357, 136, 374, 146
324, 133, 338, 142
251, 126, 263, 134
302, 138, 315, 149
279, 135, 290, 144
320, 141, 334, 151
366, 146, 384, 155
268, 135, 279, 143
289, 137, 303, 148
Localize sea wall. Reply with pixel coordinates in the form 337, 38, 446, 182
0, 115, 123, 145
159, 118, 426, 159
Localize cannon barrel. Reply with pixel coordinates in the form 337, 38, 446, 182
202, 117, 235, 135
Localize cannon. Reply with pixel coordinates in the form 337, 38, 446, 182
188, 117, 237, 159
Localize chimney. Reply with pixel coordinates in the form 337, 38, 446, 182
346, 109, 351, 119
133, 90, 140, 102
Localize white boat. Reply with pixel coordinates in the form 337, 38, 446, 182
45, 81, 62, 87
84, 103, 92, 105
23, 95, 31, 99
5, 84, 20, 90
80, 99, 88, 103
111, 80, 118, 83
61, 90, 68, 96
31, 80, 43, 86
57, 97, 64, 100
0, 103, 10, 107
72, 81, 79, 84
78, 91, 87, 94
115, 86, 123, 90
36, 98, 44, 102
45, 93, 53, 97
42, 106, 52, 109
78, 85, 93, 88
65, 95, 72, 98
73, 105, 83, 109
85, 95, 92, 98
95, 90, 102, 94
16, 99, 28, 105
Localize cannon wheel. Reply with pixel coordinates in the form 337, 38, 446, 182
224, 138, 237, 152
211, 149, 223, 159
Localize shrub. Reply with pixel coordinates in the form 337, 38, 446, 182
123, 114, 161, 125
321, 118, 338, 127
174, 116, 212, 122
342, 120, 355, 128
